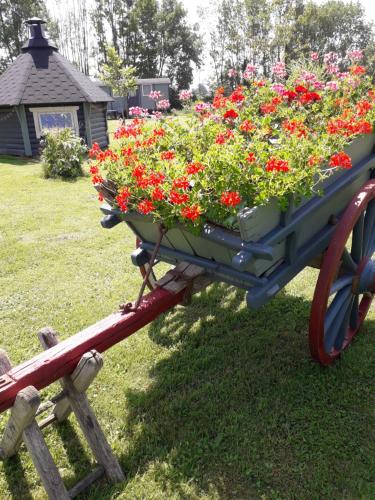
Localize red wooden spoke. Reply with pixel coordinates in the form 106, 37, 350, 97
309, 179, 375, 365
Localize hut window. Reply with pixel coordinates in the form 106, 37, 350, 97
30, 106, 79, 138
142, 84, 152, 96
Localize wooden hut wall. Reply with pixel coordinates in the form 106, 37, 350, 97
25, 104, 85, 155
0, 108, 25, 156
89, 103, 109, 147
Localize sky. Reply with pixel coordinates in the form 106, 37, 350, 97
47, 0, 375, 87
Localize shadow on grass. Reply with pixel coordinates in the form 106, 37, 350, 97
0, 155, 39, 166
119, 283, 375, 498
2, 454, 33, 500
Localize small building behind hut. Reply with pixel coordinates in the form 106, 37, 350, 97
0, 18, 113, 157
98, 78, 171, 118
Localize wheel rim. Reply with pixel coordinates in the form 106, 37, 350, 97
309, 179, 375, 366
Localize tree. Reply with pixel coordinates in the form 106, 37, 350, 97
0, 0, 53, 73
99, 46, 137, 120
287, 1, 374, 63
91, 0, 202, 89
52, 0, 90, 75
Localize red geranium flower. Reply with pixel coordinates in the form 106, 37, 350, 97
173, 176, 190, 190
220, 191, 241, 207
299, 92, 321, 105
132, 164, 146, 179
88, 142, 101, 159
229, 86, 245, 103
160, 150, 175, 160
170, 191, 189, 204
283, 90, 297, 102
356, 100, 372, 116
282, 119, 308, 138
329, 152, 352, 169
239, 119, 256, 133
151, 187, 165, 201
116, 187, 131, 212
181, 205, 202, 221
223, 109, 239, 120
153, 128, 165, 137
186, 162, 205, 175
350, 65, 366, 75
295, 85, 308, 93
245, 152, 256, 163
266, 157, 290, 172
137, 200, 155, 215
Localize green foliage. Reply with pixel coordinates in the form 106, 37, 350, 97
90, 57, 375, 230
100, 46, 137, 102
92, 0, 202, 89
41, 128, 86, 179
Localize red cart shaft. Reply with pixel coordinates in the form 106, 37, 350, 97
0, 287, 185, 413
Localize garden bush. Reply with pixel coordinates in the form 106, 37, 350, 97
41, 128, 87, 179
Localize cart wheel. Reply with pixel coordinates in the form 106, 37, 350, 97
309, 179, 375, 365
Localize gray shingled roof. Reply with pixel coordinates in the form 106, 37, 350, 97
0, 49, 112, 107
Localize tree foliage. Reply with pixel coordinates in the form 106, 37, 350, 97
91, 0, 202, 89
209, 0, 375, 88
0, 0, 53, 72
99, 45, 137, 118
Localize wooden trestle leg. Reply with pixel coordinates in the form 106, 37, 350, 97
0, 331, 124, 499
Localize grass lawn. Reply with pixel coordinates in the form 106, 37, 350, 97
0, 154, 374, 499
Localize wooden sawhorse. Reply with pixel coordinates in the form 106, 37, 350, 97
0, 327, 124, 499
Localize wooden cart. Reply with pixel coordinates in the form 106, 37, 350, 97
101, 133, 375, 366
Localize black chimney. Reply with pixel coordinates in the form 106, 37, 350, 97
22, 18, 57, 52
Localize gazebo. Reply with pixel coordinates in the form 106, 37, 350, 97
0, 18, 113, 157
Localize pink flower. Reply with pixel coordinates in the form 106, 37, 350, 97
338, 72, 349, 80
300, 70, 317, 83
271, 83, 286, 95
245, 63, 257, 73
243, 64, 257, 79
271, 61, 287, 79
156, 99, 170, 110
347, 49, 363, 62
310, 52, 319, 61
325, 81, 339, 91
313, 81, 325, 90
151, 111, 163, 120
326, 64, 339, 75
129, 106, 148, 117
227, 68, 237, 78
179, 89, 193, 101
195, 102, 211, 114
324, 52, 338, 64
149, 90, 162, 101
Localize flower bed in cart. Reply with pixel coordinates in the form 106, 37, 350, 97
90, 51, 375, 276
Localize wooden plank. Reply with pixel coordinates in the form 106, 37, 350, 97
68, 465, 105, 498
23, 421, 70, 499
0, 286, 185, 413
0, 386, 40, 458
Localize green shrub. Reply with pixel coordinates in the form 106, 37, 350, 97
41, 128, 87, 179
